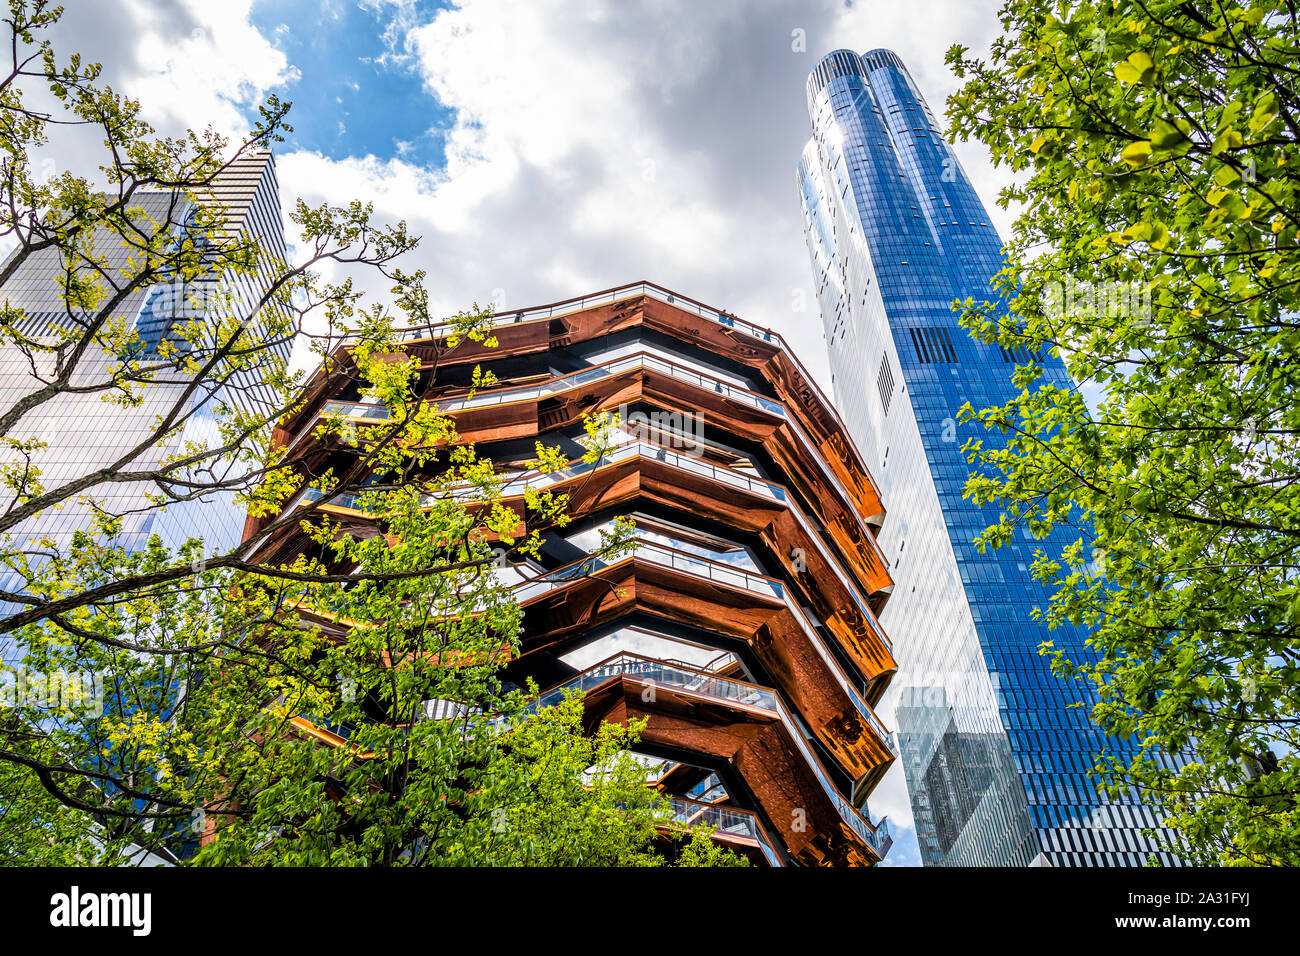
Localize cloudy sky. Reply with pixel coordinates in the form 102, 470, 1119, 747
44, 0, 1021, 866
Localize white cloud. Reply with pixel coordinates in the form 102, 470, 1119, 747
273, 0, 1010, 382
39, 0, 1013, 377
124, 0, 298, 142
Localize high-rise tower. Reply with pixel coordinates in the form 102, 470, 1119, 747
0, 151, 287, 584
0, 153, 287, 663
799, 49, 1174, 866
0, 151, 289, 862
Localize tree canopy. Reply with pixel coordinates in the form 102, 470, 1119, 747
0, 0, 740, 867
947, 0, 1300, 865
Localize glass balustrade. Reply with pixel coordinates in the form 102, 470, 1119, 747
293, 647, 888, 859
512, 652, 888, 856
788, 610, 895, 756
514, 654, 778, 719
293, 420, 889, 653
407, 282, 777, 346
292, 282, 886, 576
297, 486, 368, 512
313, 351, 786, 423
292, 710, 357, 742
512, 535, 893, 759
287, 483, 894, 758
511, 552, 616, 603
319, 401, 391, 421
685, 772, 727, 803
399, 280, 856, 485
658, 797, 783, 865
512, 538, 785, 605
285, 490, 895, 759
290, 441, 787, 514
768, 691, 887, 853
300, 349, 888, 587
870, 816, 893, 856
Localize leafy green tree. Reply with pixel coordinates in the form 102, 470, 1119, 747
0, 1, 741, 867
946, 0, 1300, 864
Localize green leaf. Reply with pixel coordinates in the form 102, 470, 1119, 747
1218, 193, 1248, 219
1114, 50, 1155, 85
1211, 129, 1243, 155
1122, 221, 1151, 242
1250, 91, 1279, 132
1149, 118, 1189, 152
1213, 165, 1242, 187
1120, 140, 1152, 165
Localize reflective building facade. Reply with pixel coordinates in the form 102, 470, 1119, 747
798, 49, 1175, 865
0, 151, 288, 657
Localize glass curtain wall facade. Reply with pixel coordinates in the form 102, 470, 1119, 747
798, 49, 1175, 865
0, 150, 289, 658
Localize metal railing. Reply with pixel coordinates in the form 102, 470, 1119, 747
421, 698, 480, 721
412, 280, 881, 510
318, 401, 392, 421
768, 691, 889, 857
285, 498, 894, 763
288, 439, 789, 516
659, 797, 784, 867
296, 485, 369, 513
511, 538, 786, 605
660, 652, 738, 678
297, 278, 882, 532
516, 652, 890, 858
296, 713, 357, 741
298, 348, 889, 587
460, 439, 790, 508
316, 350, 786, 421
786, 599, 896, 756
286, 438, 894, 662
512, 653, 778, 719
284, 436, 892, 663
685, 772, 727, 803
286, 482, 894, 762
292, 649, 890, 860
407, 281, 780, 346
870, 816, 893, 857
513, 536, 894, 760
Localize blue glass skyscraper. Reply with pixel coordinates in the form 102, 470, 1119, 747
799, 49, 1175, 865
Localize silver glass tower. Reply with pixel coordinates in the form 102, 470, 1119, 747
799, 49, 1175, 866
0, 151, 288, 657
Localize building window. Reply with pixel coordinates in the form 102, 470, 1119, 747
877, 356, 895, 414
908, 326, 958, 363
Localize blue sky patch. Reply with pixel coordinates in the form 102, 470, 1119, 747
249, 0, 454, 167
